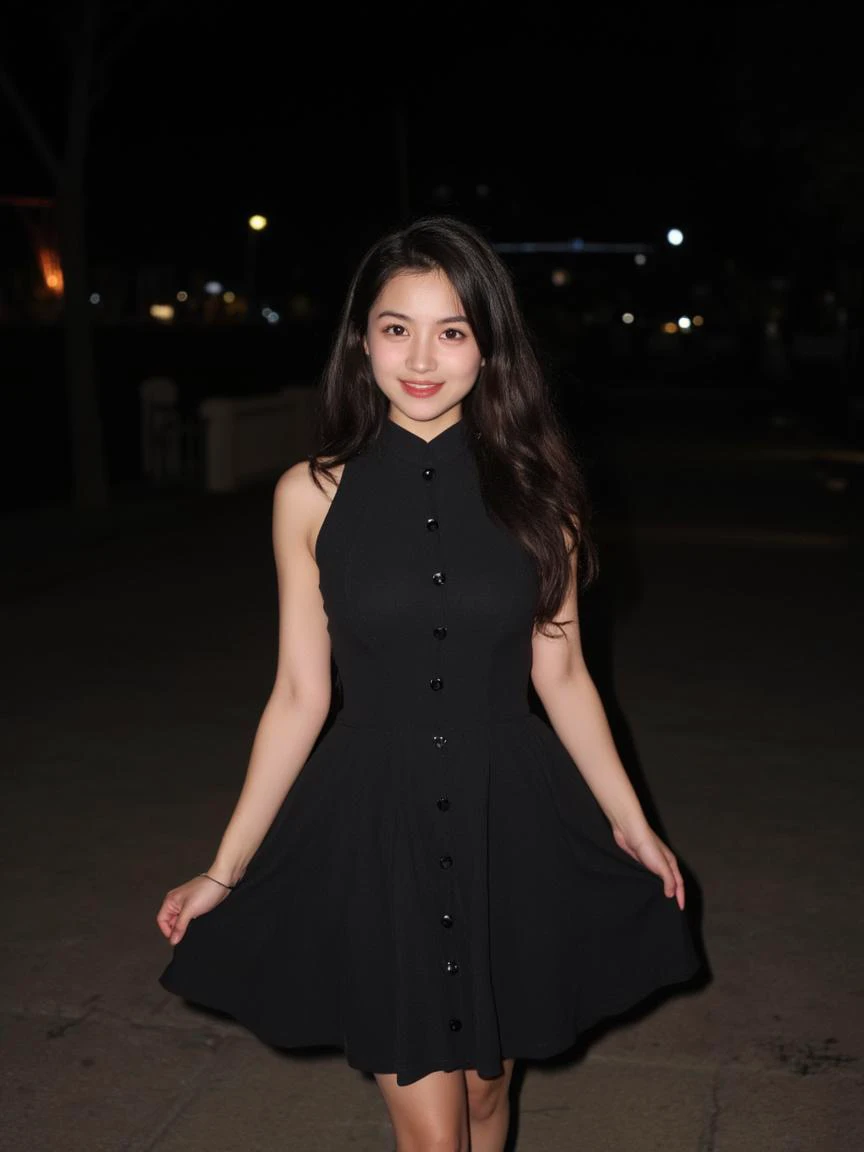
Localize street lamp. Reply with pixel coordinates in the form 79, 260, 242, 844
245, 214, 268, 319
666, 228, 684, 247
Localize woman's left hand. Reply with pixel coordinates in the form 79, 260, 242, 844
612, 823, 686, 910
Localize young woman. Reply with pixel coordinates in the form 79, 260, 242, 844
157, 215, 700, 1151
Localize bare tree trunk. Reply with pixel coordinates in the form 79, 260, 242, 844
59, 2, 107, 511
844, 256, 863, 442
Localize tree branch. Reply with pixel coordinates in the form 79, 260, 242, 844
90, 0, 174, 109
0, 62, 61, 183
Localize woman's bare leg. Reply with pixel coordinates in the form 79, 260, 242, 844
464, 1060, 515, 1152
374, 1068, 470, 1152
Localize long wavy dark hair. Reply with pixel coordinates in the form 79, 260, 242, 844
309, 214, 597, 636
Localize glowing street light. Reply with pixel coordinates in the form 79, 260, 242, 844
245, 214, 268, 320
666, 228, 684, 246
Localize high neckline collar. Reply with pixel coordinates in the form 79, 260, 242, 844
375, 417, 474, 464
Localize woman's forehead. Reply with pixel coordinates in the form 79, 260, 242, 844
372, 269, 464, 318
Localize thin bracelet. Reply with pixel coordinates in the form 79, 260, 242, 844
200, 872, 235, 891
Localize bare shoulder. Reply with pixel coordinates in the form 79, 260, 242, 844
273, 458, 346, 560
274, 457, 345, 509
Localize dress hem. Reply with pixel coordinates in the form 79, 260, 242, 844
158, 957, 701, 1087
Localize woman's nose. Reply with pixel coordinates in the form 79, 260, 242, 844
405, 335, 437, 373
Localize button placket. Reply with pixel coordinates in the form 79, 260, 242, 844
423, 460, 448, 704
421, 454, 465, 1041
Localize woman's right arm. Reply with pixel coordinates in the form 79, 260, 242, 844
156, 462, 334, 944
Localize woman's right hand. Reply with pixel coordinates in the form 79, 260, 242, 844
156, 875, 232, 946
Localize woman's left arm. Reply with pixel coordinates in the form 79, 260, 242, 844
530, 545, 686, 909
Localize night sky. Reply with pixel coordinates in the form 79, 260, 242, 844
3, 4, 862, 282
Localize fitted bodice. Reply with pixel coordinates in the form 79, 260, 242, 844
315, 417, 540, 729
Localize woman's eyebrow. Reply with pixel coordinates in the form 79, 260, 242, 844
376, 310, 470, 324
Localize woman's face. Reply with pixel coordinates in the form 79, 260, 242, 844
364, 268, 484, 432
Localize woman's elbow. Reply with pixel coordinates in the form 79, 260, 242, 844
268, 678, 332, 724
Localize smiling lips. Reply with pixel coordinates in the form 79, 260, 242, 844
401, 380, 444, 398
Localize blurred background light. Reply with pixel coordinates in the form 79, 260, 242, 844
666, 228, 684, 246
38, 246, 64, 294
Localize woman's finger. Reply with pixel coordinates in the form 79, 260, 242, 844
660, 857, 676, 899
156, 899, 180, 939
663, 849, 686, 909
170, 910, 192, 946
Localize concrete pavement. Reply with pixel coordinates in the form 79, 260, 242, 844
2, 424, 863, 1151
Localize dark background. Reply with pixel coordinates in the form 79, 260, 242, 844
2, 2, 863, 507
7, 6, 860, 269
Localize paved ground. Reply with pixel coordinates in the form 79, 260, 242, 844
2, 398, 863, 1151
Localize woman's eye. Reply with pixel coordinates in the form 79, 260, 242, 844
383, 324, 407, 336
442, 328, 466, 341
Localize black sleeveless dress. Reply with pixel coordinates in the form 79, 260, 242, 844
159, 416, 699, 1086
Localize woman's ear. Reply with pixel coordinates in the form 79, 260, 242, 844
362, 336, 369, 356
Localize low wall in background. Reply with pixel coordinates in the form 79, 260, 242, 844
199, 387, 318, 492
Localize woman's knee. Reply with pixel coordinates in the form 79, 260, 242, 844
403, 1135, 468, 1152
391, 1125, 468, 1152
466, 1074, 509, 1124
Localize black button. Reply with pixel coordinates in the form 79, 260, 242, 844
422, 467, 436, 481
426, 518, 439, 531
445, 960, 460, 974
432, 734, 447, 748
432, 571, 446, 585
440, 913, 454, 928
439, 855, 453, 869
436, 796, 450, 812
430, 677, 443, 691
449, 1018, 462, 1032
433, 625, 447, 640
